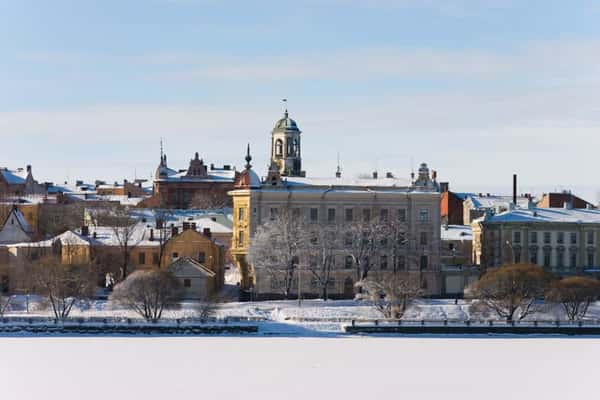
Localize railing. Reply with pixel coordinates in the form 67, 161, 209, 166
346, 318, 600, 328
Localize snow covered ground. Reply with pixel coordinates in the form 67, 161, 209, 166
0, 337, 598, 400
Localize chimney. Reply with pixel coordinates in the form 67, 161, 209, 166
26, 165, 31, 174
513, 174, 517, 205
172, 226, 179, 236
81, 226, 89, 236
149, 229, 154, 241
563, 201, 572, 210
372, 171, 378, 179
385, 172, 393, 179
432, 170, 437, 180
440, 182, 449, 193
183, 222, 190, 230
191, 222, 197, 231
203, 227, 211, 238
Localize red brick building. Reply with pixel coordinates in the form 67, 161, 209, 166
537, 191, 595, 209
152, 152, 238, 209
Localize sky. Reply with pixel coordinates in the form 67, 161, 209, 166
1, 1, 600, 202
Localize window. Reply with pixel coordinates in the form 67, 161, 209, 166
292, 208, 301, 220
380, 209, 388, 222
543, 232, 551, 244
397, 232, 406, 246
513, 231, 521, 244
530, 250, 538, 265
310, 208, 319, 222
152, 253, 159, 265
543, 251, 551, 267
270, 207, 279, 220
345, 256, 353, 269
419, 209, 429, 222
588, 252, 595, 267
398, 209, 407, 223
344, 233, 353, 247
570, 252, 577, 268
396, 255, 406, 270
570, 232, 577, 245
172, 252, 179, 260
138, 252, 145, 265
238, 207, 245, 221
587, 232, 594, 245
420, 255, 428, 270
275, 139, 283, 157
557, 232, 564, 244
420, 232, 428, 246
198, 252, 206, 263
327, 208, 336, 223
183, 279, 191, 288
362, 209, 371, 222
345, 208, 354, 222
238, 231, 245, 247
530, 232, 538, 244
380, 255, 388, 270
557, 250, 564, 268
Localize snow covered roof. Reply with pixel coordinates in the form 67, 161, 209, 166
441, 225, 473, 241
168, 256, 216, 277
0, 168, 28, 185
484, 207, 600, 224
157, 166, 236, 183
1, 208, 33, 235
129, 209, 233, 233
466, 194, 530, 209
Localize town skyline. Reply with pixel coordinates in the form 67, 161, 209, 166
3, 1, 600, 201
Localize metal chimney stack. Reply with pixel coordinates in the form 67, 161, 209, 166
513, 174, 517, 205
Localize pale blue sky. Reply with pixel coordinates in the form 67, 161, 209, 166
2, 1, 600, 201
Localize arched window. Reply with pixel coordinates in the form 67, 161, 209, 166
275, 139, 283, 157
291, 138, 299, 156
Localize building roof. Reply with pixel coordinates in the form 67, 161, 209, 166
441, 225, 473, 241
168, 256, 216, 277
273, 110, 300, 132
0, 168, 28, 185
483, 207, 600, 224
1, 208, 33, 235
466, 194, 530, 209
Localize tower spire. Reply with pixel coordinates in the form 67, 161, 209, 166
245, 143, 252, 170
160, 138, 165, 166
335, 152, 342, 178
282, 98, 288, 117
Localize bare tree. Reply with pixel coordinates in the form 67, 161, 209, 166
192, 295, 219, 319
305, 224, 339, 300
27, 257, 96, 321
466, 263, 553, 322
546, 276, 600, 321
151, 208, 174, 267
104, 207, 144, 280
109, 269, 181, 322
248, 208, 306, 299
189, 188, 230, 210
344, 216, 385, 281
355, 272, 424, 319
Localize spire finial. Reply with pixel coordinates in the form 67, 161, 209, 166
245, 143, 252, 170
335, 152, 342, 178
282, 98, 288, 118
160, 138, 164, 165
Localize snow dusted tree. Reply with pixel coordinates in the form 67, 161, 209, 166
151, 208, 174, 267
247, 207, 307, 299
546, 276, 600, 321
305, 224, 340, 300
467, 263, 553, 322
104, 207, 144, 280
355, 272, 424, 319
189, 188, 230, 210
343, 216, 386, 281
28, 257, 96, 321
109, 269, 181, 322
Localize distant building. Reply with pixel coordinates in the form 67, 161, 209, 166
439, 183, 472, 225
462, 193, 532, 225
0, 165, 45, 197
0, 207, 33, 245
152, 151, 237, 209
440, 224, 478, 297
472, 204, 600, 276
229, 111, 443, 299
537, 191, 595, 209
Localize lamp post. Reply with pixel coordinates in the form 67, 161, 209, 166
505, 240, 515, 264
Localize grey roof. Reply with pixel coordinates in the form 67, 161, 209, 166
484, 207, 600, 224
